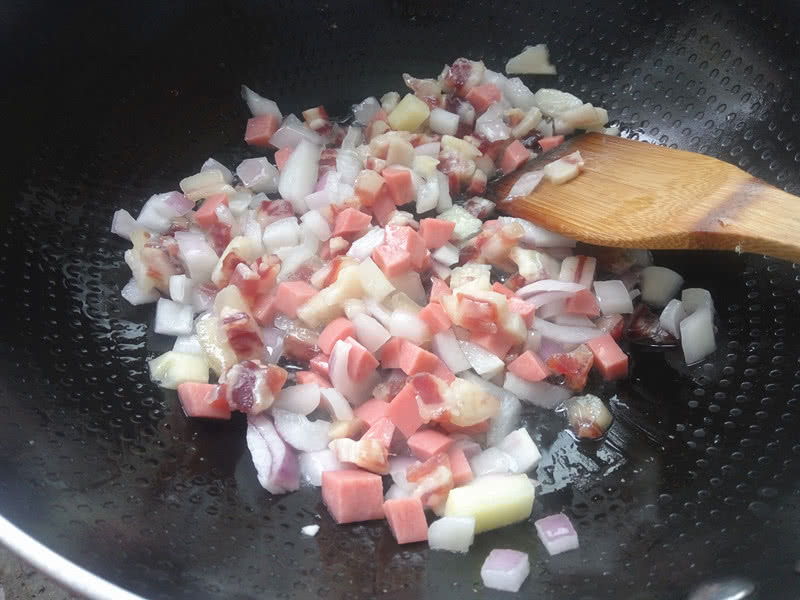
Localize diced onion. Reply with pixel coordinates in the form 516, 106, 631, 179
534, 513, 579, 556
593, 280, 634, 315
680, 308, 716, 364
154, 298, 194, 336
272, 408, 330, 452
480, 549, 530, 593
641, 266, 684, 308
274, 383, 320, 415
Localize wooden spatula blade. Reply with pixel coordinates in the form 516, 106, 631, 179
492, 133, 800, 263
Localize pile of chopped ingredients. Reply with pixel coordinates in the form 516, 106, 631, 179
112, 45, 717, 593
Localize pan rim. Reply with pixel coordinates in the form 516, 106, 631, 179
0, 514, 146, 600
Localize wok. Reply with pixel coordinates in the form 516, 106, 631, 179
3, 1, 800, 598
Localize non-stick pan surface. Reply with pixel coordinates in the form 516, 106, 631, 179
3, 1, 800, 598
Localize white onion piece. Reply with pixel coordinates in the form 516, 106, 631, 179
457, 100, 476, 126
389, 311, 430, 345
428, 517, 475, 553
504, 77, 537, 110
497, 428, 541, 473
389, 456, 418, 491
530, 291, 572, 309
228, 192, 252, 218
390, 271, 426, 306
352, 96, 381, 125
278, 140, 320, 213
385, 483, 411, 500
535, 513, 579, 556
430, 261, 452, 281
329, 340, 376, 406
272, 408, 330, 453
343, 299, 368, 320
262, 217, 301, 254
506, 44, 556, 75
111, 209, 141, 240
503, 372, 572, 409
168, 274, 192, 304
458, 341, 505, 379
347, 227, 385, 262
274, 383, 320, 415
300, 210, 331, 242
641, 266, 684, 308
482, 68, 508, 88
336, 149, 362, 185
533, 319, 604, 345
299, 449, 351, 486
304, 188, 337, 210
460, 370, 507, 398
201, 157, 234, 184
503, 170, 544, 202
301, 524, 320, 536
516, 279, 584, 297
154, 298, 193, 336
270, 114, 323, 149
497, 216, 576, 247
136, 192, 190, 233
319, 387, 354, 421
475, 102, 511, 142
432, 329, 471, 374
435, 171, 453, 213
682, 288, 715, 315
680, 308, 716, 364
593, 280, 634, 315
533, 89, 583, 116
537, 299, 567, 321
175, 231, 218, 284
416, 177, 440, 213
246, 414, 300, 494
341, 126, 363, 151
486, 393, 522, 447
179, 170, 231, 202
431, 243, 459, 267
365, 299, 393, 329
429, 108, 459, 136
237, 157, 279, 193
659, 299, 687, 339
414, 142, 441, 157
173, 334, 204, 355
553, 314, 594, 328
352, 313, 391, 353
453, 438, 482, 459
470, 448, 517, 477
121, 278, 159, 305
241, 85, 282, 120
262, 327, 285, 364
276, 240, 317, 281
481, 549, 530, 593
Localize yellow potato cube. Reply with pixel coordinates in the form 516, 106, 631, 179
443, 474, 535, 533
441, 134, 482, 158
411, 155, 440, 179
387, 93, 431, 132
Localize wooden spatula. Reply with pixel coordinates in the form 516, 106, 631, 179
491, 132, 800, 263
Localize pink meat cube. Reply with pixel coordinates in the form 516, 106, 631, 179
586, 334, 628, 380
295, 371, 332, 388
244, 114, 280, 147
372, 244, 411, 278
370, 188, 396, 226
318, 317, 356, 355
429, 278, 452, 303
309, 353, 330, 378
195, 194, 229, 228
465, 84, 502, 113
508, 297, 535, 327
565, 289, 600, 317
386, 383, 424, 438
469, 330, 515, 359
354, 398, 390, 426
333, 207, 372, 239
384, 225, 427, 270
382, 167, 415, 206
177, 383, 230, 420
491, 282, 515, 298
253, 293, 278, 326
407, 429, 454, 461
274, 281, 318, 318
360, 417, 396, 448
447, 447, 474, 486
354, 170, 385, 207
507, 350, 550, 382
321, 469, 385, 524
399, 341, 441, 376
500, 139, 532, 174
419, 218, 456, 249
418, 303, 452, 334
538, 135, 565, 152
274, 147, 293, 171
378, 337, 404, 369
383, 497, 428, 544
431, 361, 455, 383
345, 336, 379, 382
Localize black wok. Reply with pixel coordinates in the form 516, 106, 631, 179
3, 1, 800, 598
